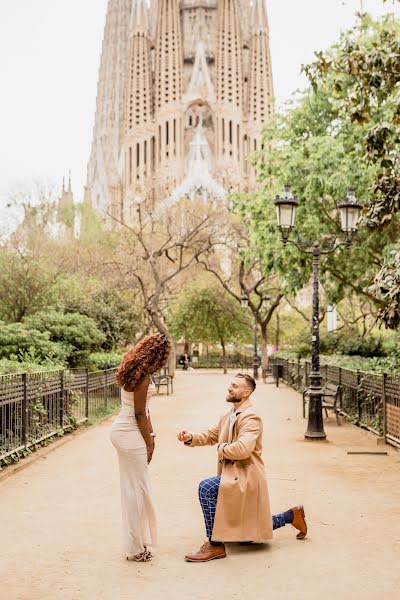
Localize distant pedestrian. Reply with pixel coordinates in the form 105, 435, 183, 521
182, 352, 190, 370
192, 346, 199, 365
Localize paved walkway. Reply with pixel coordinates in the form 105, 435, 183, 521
0, 371, 399, 600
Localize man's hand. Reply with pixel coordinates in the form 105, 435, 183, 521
177, 429, 193, 443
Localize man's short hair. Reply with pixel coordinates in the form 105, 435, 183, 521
235, 373, 256, 392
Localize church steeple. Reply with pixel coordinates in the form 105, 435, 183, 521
124, 0, 154, 202
154, 0, 184, 186
248, 0, 274, 128
216, 0, 243, 110
58, 173, 75, 231
130, 0, 148, 33
155, 0, 183, 110
215, 0, 244, 185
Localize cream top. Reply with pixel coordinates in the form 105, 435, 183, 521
110, 380, 156, 432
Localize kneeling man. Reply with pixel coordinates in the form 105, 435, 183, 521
178, 373, 307, 562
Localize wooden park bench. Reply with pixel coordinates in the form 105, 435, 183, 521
302, 382, 341, 425
152, 368, 173, 396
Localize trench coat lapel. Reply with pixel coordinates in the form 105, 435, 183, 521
228, 400, 252, 442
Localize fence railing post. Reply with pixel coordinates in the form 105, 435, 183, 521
59, 371, 64, 429
85, 368, 89, 420
305, 362, 309, 387
357, 370, 362, 423
382, 372, 387, 442
104, 370, 108, 409
338, 367, 342, 410
22, 372, 27, 447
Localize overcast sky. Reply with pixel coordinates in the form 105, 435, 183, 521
0, 0, 398, 206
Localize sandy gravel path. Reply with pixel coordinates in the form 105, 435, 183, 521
0, 370, 399, 600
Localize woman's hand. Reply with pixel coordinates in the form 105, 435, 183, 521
147, 439, 155, 464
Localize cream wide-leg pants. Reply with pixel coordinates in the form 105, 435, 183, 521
110, 431, 157, 557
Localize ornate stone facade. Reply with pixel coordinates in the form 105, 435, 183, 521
85, 0, 274, 225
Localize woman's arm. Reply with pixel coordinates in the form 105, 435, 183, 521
133, 375, 154, 463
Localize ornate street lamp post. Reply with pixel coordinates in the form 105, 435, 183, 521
241, 291, 271, 381
273, 185, 363, 440
241, 291, 259, 379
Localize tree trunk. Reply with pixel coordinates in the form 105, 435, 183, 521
221, 339, 227, 374
275, 312, 280, 349
150, 311, 176, 378
261, 325, 269, 384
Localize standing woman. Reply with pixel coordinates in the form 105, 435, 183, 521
110, 333, 171, 562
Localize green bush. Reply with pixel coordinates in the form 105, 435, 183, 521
23, 310, 106, 367
319, 331, 384, 357
336, 334, 384, 357
0, 321, 66, 363
63, 287, 142, 350
382, 335, 400, 358
88, 351, 123, 370
0, 357, 65, 375
294, 342, 311, 359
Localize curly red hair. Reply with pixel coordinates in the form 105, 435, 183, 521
116, 332, 171, 389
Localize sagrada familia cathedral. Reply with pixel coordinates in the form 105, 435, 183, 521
85, 0, 274, 226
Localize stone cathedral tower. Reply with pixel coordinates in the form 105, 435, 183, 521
85, 0, 274, 225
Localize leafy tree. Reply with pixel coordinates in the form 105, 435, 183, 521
168, 283, 251, 373
197, 246, 284, 381
108, 193, 229, 374
0, 250, 60, 322
303, 12, 400, 227
370, 246, 400, 328
0, 321, 66, 363
23, 311, 106, 367
302, 11, 400, 325
233, 14, 399, 329
64, 287, 142, 349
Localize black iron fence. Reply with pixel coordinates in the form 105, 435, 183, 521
270, 357, 400, 449
0, 368, 119, 463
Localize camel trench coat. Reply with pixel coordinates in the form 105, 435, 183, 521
187, 399, 273, 542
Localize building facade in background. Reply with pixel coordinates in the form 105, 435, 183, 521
85, 0, 274, 225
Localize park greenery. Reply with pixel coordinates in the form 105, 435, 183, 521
0, 7, 399, 377
168, 281, 252, 372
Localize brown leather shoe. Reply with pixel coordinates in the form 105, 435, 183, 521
291, 505, 307, 539
185, 542, 226, 562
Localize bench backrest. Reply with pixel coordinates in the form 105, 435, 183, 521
324, 383, 339, 393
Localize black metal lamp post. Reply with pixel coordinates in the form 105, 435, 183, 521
273, 185, 363, 440
241, 292, 259, 379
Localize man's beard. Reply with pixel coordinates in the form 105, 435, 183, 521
226, 394, 240, 403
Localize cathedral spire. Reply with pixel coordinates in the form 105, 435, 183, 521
216, 0, 243, 110
252, 0, 269, 32
126, 0, 152, 131
124, 0, 154, 194
154, 0, 184, 186
215, 0, 244, 183
248, 0, 274, 126
130, 0, 148, 34
155, 0, 183, 110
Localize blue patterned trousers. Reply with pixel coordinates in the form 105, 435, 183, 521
198, 476, 287, 540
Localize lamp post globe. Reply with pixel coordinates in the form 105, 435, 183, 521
338, 188, 363, 236
273, 184, 299, 243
